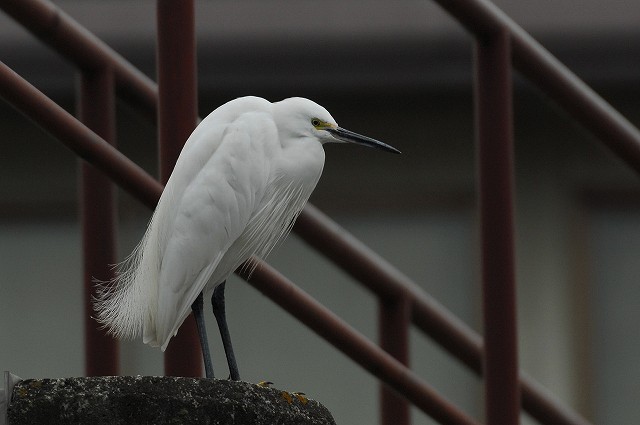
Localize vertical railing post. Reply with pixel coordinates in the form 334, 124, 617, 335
474, 29, 520, 425
379, 296, 411, 425
156, 0, 201, 377
78, 68, 119, 376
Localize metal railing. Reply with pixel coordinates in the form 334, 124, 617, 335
2, 0, 640, 424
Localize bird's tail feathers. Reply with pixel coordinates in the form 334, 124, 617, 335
93, 232, 158, 341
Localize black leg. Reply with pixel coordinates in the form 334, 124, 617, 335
212, 281, 240, 380
192, 292, 215, 379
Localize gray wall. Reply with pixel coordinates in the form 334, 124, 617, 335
2, 1, 640, 424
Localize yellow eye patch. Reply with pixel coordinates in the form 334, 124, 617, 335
311, 118, 332, 130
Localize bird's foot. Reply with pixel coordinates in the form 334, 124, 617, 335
255, 381, 308, 405
256, 380, 273, 388
292, 392, 308, 405
281, 391, 294, 404
279, 391, 307, 404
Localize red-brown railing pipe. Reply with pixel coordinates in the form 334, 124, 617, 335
0, 60, 480, 422
0, 0, 158, 122
0, 61, 162, 207
512, 35, 640, 174
295, 205, 483, 368
0, 62, 479, 420
78, 68, 120, 376
241, 263, 481, 425
379, 296, 411, 425
475, 29, 520, 425
0, 35, 594, 425
6, 0, 639, 179
295, 206, 592, 425
156, 0, 201, 378
0, 59, 594, 424
3, 0, 639, 175
433, 0, 640, 175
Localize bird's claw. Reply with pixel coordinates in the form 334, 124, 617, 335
292, 392, 308, 405
281, 391, 294, 404
257, 380, 274, 388
256, 381, 308, 405
280, 390, 308, 405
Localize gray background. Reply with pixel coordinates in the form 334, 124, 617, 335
2, 1, 640, 424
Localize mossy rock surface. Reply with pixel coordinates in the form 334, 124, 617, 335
8, 376, 336, 425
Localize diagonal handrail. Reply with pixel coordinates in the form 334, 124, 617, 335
4, 0, 637, 423
0, 0, 157, 121
296, 205, 590, 425
0, 52, 591, 424
0, 61, 161, 208
0, 60, 479, 425
4, 0, 639, 175
435, 0, 640, 174
240, 262, 481, 425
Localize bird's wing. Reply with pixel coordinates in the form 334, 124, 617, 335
155, 97, 273, 200
152, 111, 277, 350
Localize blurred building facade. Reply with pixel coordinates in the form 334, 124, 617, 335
1, 1, 640, 424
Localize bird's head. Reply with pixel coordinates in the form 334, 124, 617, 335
274, 97, 401, 154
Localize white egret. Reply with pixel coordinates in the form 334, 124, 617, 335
94, 96, 400, 379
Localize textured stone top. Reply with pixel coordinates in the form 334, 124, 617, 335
8, 376, 336, 425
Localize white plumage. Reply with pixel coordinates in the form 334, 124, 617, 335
94, 96, 399, 376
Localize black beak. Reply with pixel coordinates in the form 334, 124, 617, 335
327, 127, 401, 154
